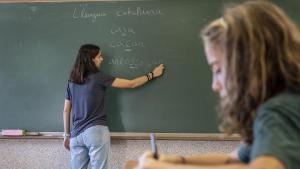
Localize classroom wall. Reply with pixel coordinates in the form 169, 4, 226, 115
0, 139, 240, 169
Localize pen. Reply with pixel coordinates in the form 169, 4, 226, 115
150, 133, 158, 159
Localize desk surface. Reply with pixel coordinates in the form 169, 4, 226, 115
0, 132, 241, 140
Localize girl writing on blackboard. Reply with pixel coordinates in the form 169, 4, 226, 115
63, 44, 164, 169
135, 1, 300, 169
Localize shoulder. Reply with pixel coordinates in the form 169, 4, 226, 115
251, 91, 300, 168
90, 71, 113, 78
66, 81, 72, 88
253, 90, 300, 143
253, 90, 300, 144
257, 90, 300, 119
87, 71, 106, 80
89, 71, 115, 87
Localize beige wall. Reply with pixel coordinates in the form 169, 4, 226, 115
0, 139, 240, 169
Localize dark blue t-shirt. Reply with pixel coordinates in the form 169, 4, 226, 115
65, 71, 115, 138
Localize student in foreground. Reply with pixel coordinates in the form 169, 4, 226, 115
63, 44, 164, 169
135, 1, 300, 169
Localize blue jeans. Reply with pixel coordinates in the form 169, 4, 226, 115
70, 125, 110, 169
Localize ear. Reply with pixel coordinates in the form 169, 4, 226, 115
92, 57, 97, 63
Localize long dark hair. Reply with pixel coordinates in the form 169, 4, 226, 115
202, 1, 300, 143
69, 44, 100, 84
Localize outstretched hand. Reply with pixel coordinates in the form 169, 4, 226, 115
152, 64, 165, 78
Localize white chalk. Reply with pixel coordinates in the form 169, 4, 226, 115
1, 129, 25, 136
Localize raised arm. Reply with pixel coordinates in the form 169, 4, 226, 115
112, 64, 165, 88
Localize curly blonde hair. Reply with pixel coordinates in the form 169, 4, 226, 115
202, 1, 300, 143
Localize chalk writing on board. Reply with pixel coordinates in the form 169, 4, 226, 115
110, 27, 136, 37
29, 6, 38, 12
116, 7, 164, 17
109, 58, 142, 66
73, 4, 107, 22
108, 58, 164, 69
110, 40, 145, 51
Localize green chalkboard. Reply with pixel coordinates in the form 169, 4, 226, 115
1, 0, 298, 133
